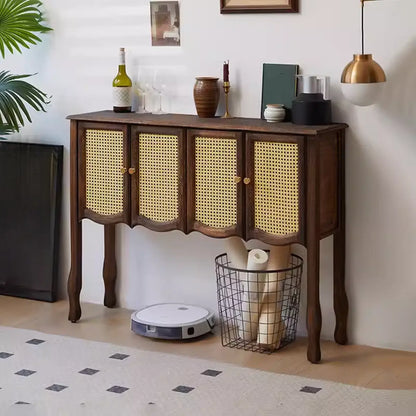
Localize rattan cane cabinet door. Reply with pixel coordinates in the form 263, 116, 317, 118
78, 122, 130, 225
245, 133, 304, 245
130, 126, 186, 231
187, 129, 244, 238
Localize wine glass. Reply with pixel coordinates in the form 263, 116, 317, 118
136, 68, 152, 113
136, 83, 151, 113
152, 70, 167, 115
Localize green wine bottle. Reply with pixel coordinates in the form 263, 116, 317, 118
112, 47, 132, 113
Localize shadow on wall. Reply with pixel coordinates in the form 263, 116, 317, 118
379, 38, 416, 135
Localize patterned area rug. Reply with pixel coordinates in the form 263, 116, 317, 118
0, 325, 415, 416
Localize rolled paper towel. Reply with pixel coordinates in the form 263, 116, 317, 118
225, 236, 247, 269
239, 249, 269, 341
268, 245, 291, 272
257, 245, 291, 349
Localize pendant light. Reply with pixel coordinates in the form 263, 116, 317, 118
341, 0, 386, 106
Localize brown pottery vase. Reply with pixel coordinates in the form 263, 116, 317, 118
193, 77, 220, 118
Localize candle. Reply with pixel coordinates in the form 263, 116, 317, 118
223, 60, 229, 82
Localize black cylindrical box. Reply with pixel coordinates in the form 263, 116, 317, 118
292, 93, 332, 125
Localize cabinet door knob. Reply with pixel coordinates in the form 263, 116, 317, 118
128, 167, 136, 175
120, 167, 127, 174
234, 176, 241, 184
243, 177, 251, 185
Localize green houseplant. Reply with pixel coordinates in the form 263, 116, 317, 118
0, 0, 51, 136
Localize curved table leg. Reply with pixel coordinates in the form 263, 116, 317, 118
334, 130, 348, 344
103, 224, 117, 308
306, 140, 322, 364
68, 119, 82, 323
68, 221, 82, 323
334, 229, 348, 344
306, 239, 322, 364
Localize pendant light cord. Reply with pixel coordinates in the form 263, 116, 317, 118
361, 0, 365, 54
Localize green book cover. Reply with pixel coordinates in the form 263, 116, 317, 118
261, 63, 299, 121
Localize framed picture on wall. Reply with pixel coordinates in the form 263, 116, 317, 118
220, 0, 298, 14
150, 1, 180, 46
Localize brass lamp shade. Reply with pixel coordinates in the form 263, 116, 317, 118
341, 54, 386, 106
341, 0, 387, 106
341, 54, 386, 84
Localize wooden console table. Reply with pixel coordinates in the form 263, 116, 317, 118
67, 111, 348, 363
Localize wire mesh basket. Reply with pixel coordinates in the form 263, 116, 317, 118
215, 252, 303, 354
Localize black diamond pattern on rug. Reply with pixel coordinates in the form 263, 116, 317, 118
15, 369, 36, 377
300, 386, 322, 394
107, 385, 129, 394
46, 384, 68, 392
109, 353, 129, 360
201, 369, 222, 377
26, 339, 45, 345
0, 352, 13, 359
79, 368, 100, 375
172, 385, 194, 393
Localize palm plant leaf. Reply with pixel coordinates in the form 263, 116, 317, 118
0, 122, 13, 138
0, 0, 51, 58
0, 70, 49, 132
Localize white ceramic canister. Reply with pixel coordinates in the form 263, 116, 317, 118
264, 104, 285, 122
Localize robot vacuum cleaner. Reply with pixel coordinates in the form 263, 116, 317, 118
131, 303, 215, 340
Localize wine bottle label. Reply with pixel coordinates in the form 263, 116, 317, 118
113, 86, 132, 107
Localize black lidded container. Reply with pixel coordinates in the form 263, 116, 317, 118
292, 93, 332, 125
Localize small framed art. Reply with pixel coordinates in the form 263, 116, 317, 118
220, 0, 298, 14
150, 1, 180, 46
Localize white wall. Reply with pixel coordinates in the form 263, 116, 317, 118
7, 0, 416, 351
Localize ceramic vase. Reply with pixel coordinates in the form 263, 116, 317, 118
193, 77, 220, 118
264, 104, 286, 122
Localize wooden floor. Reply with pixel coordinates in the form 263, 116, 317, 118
1, 295, 415, 390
